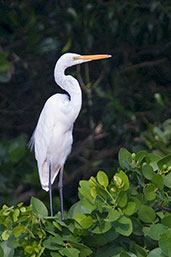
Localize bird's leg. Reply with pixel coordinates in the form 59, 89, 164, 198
58, 166, 64, 220
49, 164, 53, 217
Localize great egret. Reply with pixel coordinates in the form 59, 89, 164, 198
29, 52, 111, 219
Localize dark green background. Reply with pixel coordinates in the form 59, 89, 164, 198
0, 0, 170, 210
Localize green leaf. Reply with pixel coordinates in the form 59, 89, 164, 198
135, 151, 148, 162
59, 247, 80, 257
0, 241, 14, 257
0, 246, 4, 257
68, 241, 92, 257
153, 127, 167, 144
152, 174, 164, 191
162, 215, 171, 227
52, 221, 62, 231
12, 225, 25, 238
97, 171, 109, 188
115, 216, 133, 236
31, 197, 48, 217
92, 221, 112, 234
142, 165, 154, 180
117, 191, 127, 207
132, 217, 144, 236
135, 244, 147, 257
144, 184, 156, 201
68, 201, 92, 218
163, 172, 171, 188
79, 181, 91, 199
120, 253, 132, 257
95, 245, 124, 257
148, 154, 161, 171
75, 214, 93, 229
13, 209, 20, 222
104, 209, 120, 222
157, 154, 171, 170
123, 202, 136, 216
118, 148, 132, 169
114, 171, 129, 191
43, 235, 63, 250
138, 205, 156, 223
147, 248, 166, 257
2, 230, 10, 241
159, 231, 171, 256
148, 224, 168, 240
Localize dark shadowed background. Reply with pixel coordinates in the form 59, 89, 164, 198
0, 0, 170, 211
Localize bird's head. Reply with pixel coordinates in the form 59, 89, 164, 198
56, 52, 111, 70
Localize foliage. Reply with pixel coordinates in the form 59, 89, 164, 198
0, 0, 171, 212
0, 134, 38, 206
0, 148, 170, 257
143, 119, 171, 156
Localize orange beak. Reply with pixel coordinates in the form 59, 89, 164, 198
73, 54, 111, 61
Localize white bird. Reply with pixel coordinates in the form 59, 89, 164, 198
29, 52, 111, 219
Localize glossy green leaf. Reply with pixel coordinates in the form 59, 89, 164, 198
115, 216, 133, 236
123, 202, 136, 216
92, 221, 112, 234
159, 231, 171, 256
114, 171, 129, 191
31, 197, 48, 217
79, 181, 91, 200
118, 148, 132, 169
161, 215, 171, 227
138, 205, 156, 223
0, 241, 14, 257
67, 241, 92, 257
148, 224, 168, 240
43, 235, 63, 250
59, 247, 80, 257
12, 225, 25, 238
75, 214, 93, 229
135, 151, 147, 162
1, 230, 9, 241
157, 154, 171, 170
135, 244, 147, 257
117, 191, 127, 207
97, 171, 109, 188
68, 201, 92, 218
13, 209, 20, 222
148, 154, 161, 171
147, 248, 166, 257
104, 209, 120, 222
152, 174, 164, 191
144, 184, 156, 201
163, 172, 171, 189
142, 165, 154, 180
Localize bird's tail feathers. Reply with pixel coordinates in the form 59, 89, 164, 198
38, 161, 60, 192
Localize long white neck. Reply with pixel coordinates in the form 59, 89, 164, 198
54, 62, 82, 121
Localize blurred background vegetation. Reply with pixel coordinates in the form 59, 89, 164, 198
0, 0, 170, 211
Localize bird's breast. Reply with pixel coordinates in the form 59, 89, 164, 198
47, 124, 73, 166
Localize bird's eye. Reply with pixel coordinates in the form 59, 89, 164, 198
73, 56, 80, 60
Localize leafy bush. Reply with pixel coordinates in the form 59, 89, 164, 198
0, 148, 170, 257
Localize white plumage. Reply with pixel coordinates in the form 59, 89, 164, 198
30, 52, 111, 218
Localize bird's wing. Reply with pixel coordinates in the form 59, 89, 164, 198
29, 93, 69, 191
